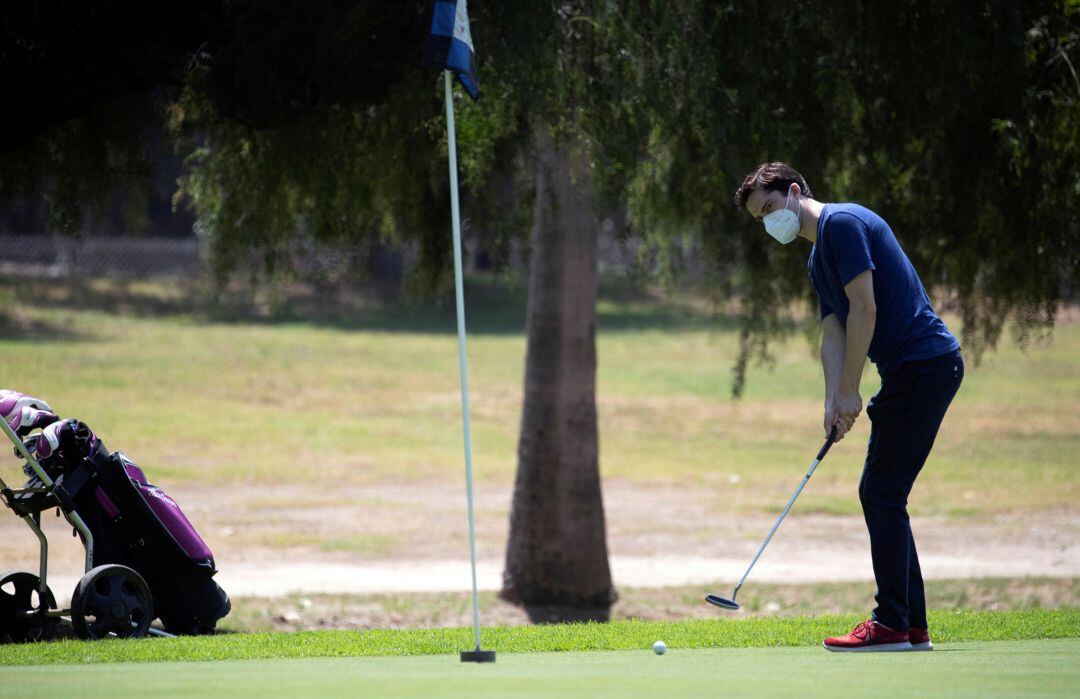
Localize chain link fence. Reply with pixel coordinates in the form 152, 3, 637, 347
0, 232, 693, 283
0, 234, 204, 279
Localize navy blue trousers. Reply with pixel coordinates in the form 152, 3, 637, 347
861, 349, 963, 632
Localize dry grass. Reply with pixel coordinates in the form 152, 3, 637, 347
0, 277, 1076, 596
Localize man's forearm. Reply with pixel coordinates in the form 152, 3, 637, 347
840, 303, 876, 391
821, 322, 845, 400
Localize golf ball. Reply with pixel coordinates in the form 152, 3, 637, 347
652, 640, 667, 655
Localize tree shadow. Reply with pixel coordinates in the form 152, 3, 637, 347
1, 275, 760, 337
0, 312, 94, 343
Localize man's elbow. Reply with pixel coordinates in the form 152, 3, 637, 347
851, 298, 877, 323
821, 315, 844, 343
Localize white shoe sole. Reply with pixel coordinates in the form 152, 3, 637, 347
910, 641, 934, 651
823, 641, 913, 653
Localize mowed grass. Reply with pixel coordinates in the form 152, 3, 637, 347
1, 609, 1077, 666
1, 612, 1078, 699
2, 640, 1079, 699
3, 641, 1079, 699
0, 277, 1077, 519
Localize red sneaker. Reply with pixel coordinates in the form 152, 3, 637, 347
823, 619, 913, 652
909, 628, 933, 651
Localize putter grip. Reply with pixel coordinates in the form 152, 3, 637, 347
816, 426, 838, 461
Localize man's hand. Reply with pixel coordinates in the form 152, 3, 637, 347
823, 394, 856, 441
823, 397, 839, 439
832, 388, 862, 440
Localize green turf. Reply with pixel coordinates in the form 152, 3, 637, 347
2, 609, 1076, 666
2, 640, 1077, 699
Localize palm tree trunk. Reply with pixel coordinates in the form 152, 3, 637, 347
500, 130, 615, 623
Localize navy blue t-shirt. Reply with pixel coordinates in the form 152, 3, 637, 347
808, 203, 959, 377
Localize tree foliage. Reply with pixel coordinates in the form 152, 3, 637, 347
597, 2, 1080, 389
460, 1, 1080, 391
0, 2, 219, 232
2, 1, 1078, 388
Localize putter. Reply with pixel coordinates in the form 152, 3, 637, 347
706, 426, 838, 610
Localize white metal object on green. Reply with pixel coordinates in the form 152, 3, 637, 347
442, 69, 492, 663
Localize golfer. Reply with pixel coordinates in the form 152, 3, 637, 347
735, 162, 963, 652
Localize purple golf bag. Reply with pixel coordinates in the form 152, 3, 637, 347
26, 416, 231, 635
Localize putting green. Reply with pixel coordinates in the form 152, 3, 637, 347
2, 639, 1076, 699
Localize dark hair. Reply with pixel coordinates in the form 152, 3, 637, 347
733, 162, 813, 210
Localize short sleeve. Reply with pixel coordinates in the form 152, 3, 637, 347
808, 255, 835, 320
818, 296, 834, 320
828, 214, 875, 286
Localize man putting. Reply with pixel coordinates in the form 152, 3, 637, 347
735, 162, 963, 652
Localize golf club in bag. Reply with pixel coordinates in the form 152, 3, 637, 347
706, 427, 838, 611
0, 390, 230, 641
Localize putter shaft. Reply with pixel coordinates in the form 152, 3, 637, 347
709, 428, 837, 607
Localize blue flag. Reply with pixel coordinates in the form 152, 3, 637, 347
421, 0, 480, 100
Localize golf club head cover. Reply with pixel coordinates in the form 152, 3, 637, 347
28, 418, 99, 476
0, 390, 55, 435
8, 407, 60, 436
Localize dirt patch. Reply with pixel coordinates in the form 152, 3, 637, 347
2, 479, 1077, 601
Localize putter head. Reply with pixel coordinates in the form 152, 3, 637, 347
705, 593, 740, 610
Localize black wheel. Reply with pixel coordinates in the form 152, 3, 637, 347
71, 565, 153, 640
0, 570, 57, 644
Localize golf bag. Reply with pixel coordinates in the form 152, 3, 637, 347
29, 417, 231, 634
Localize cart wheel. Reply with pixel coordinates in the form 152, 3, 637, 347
71, 565, 153, 640
0, 570, 57, 643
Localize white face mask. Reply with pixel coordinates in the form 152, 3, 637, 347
762, 188, 801, 244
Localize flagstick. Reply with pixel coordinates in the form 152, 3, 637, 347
444, 70, 494, 664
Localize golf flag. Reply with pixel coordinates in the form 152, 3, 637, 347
424, 0, 491, 662
422, 0, 480, 100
